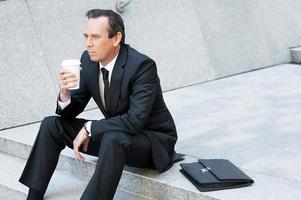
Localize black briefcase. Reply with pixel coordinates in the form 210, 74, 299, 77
180, 159, 254, 192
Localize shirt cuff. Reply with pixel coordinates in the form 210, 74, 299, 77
58, 98, 71, 110
85, 121, 92, 137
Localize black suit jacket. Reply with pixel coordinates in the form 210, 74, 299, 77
56, 44, 177, 172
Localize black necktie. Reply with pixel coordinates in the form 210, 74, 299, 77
101, 68, 109, 109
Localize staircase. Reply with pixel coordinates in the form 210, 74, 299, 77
1, 63, 301, 199
0, 121, 209, 200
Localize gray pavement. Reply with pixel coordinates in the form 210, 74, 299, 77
0, 63, 300, 199
165, 63, 301, 199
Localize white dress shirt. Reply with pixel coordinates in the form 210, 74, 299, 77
58, 53, 119, 134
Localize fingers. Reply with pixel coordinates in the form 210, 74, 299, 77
73, 143, 85, 161
60, 68, 78, 74
59, 69, 75, 80
64, 80, 78, 89
59, 70, 78, 90
73, 129, 90, 161
59, 70, 77, 81
73, 137, 85, 161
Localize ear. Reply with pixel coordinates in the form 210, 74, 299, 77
113, 32, 122, 46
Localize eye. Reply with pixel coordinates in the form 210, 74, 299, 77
92, 35, 101, 39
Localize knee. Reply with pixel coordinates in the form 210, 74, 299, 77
100, 132, 131, 152
41, 116, 60, 131
39, 116, 63, 139
39, 116, 65, 146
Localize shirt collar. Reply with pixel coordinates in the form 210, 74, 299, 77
99, 52, 119, 73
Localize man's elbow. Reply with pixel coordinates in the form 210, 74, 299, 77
123, 113, 147, 134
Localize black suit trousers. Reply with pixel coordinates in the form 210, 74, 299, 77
19, 116, 154, 200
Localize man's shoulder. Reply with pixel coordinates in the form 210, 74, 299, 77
125, 44, 155, 65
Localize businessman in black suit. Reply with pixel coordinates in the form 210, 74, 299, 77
19, 9, 177, 200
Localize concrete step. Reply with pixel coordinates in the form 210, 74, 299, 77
0, 183, 26, 200
0, 151, 85, 200
0, 123, 213, 200
290, 46, 301, 63
2, 64, 301, 199
0, 151, 152, 200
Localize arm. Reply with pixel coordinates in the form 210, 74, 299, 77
56, 56, 91, 119
90, 59, 159, 140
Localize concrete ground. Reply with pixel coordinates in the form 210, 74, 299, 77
0, 63, 300, 199
166, 63, 301, 199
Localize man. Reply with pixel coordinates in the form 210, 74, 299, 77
19, 9, 177, 200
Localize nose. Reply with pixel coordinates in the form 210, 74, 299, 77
86, 36, 93, 48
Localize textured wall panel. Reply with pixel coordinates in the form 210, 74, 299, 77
0, 0, 57, 129
1, 0, 301, 129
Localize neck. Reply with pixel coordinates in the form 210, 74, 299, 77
100, 45, 120, 66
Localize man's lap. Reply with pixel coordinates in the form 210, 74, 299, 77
49, 116, 154, 169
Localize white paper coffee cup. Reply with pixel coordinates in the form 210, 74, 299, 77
61, 59, 81, 90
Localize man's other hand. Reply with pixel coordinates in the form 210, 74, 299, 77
73, 127, 90, 161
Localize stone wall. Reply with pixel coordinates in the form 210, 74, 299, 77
1, 0, 301, 129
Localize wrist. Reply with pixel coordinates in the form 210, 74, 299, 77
83, 124, 91, 137
59, 90, 70, 102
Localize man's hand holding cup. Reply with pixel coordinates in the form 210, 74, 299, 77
59, 59, 81, 101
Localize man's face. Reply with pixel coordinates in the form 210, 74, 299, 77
84, 17, 118, 65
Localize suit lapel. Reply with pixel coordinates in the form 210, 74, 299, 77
107, 45, 127, 115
